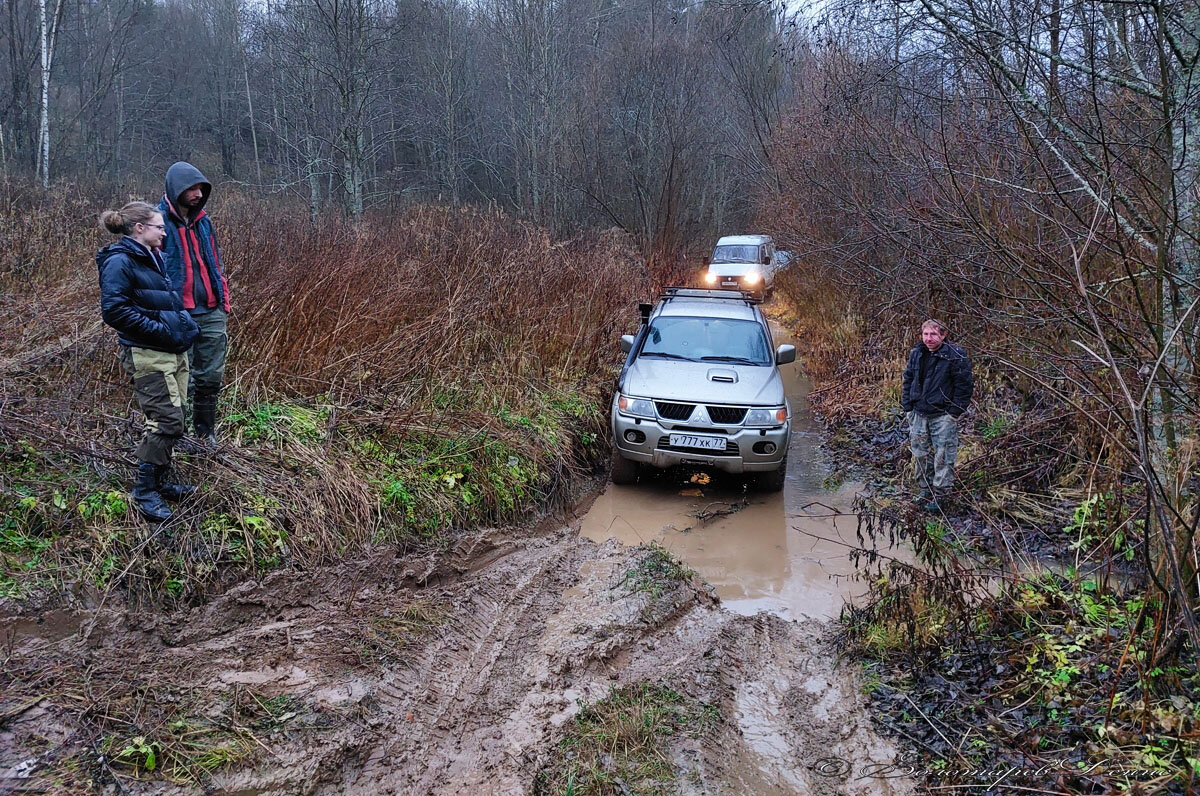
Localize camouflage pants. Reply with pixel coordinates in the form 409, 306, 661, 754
119, 346, 189, 466
909, 412, 958, 493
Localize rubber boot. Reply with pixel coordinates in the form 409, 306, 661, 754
155, 464, 197, 501
133, 461, 173, 521
193, 389, 219, 446
926, 490, 950, 513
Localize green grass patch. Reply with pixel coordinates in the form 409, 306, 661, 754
225, 400, 330, 444
362, 382, 605, 543
103, 717, 255, 784
534, 682, 718, 795
623, 542, 696, 598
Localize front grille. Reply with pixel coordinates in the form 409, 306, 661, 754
657, 437, 740, 456
707, 406, 747, 424
670, 425, 729, 434
655, 401, 694, 420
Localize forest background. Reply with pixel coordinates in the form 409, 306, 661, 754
2, 0, 1199, 788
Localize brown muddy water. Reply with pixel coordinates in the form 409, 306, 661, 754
582, 326, 881, 622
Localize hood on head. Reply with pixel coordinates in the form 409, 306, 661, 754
164, 161, 212, 216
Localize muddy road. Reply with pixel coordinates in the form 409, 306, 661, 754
2, 329, 913, 795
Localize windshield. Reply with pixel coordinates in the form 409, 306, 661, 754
710, 244, 762, 264
640, 316, 772, 365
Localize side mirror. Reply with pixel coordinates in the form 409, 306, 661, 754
621, 334, 635, 353
776, 344, 796, 365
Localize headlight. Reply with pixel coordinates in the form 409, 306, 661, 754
618, 395, 656, 418
745, 406, 788, 426
704, 272, 717, 284
743, 271, 761, 285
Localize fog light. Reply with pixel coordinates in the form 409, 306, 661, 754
753, 441, 776, 455
624, 429, 646, 444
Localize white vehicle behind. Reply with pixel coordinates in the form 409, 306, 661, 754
702, 234, 792, 297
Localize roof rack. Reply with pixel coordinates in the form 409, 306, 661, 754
658, 286, 761, 305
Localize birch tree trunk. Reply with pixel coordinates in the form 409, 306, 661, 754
35, 0, 62, 187
37, 0, 48, 187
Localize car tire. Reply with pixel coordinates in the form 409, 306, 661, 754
610, 446, 640, 485
756, 455, 787, 492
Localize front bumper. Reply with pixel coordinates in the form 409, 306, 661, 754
709, 274, 769, 294
611, 401, 790, 474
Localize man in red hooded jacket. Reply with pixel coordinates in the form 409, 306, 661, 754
157, 161, 230, 445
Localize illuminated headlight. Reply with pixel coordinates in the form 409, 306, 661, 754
743, 271, 762, 285
618, 395, 656, 418
745, 406, 788, 426
704, 272, 718, 284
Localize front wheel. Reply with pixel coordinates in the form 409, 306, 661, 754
756, 455, 787, 492
610, 446, 640, 485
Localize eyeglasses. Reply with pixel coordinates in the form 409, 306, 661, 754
138, 222, 166, 231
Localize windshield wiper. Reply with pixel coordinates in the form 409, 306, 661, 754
640, 352, 695, 361
700, 355, 761, 364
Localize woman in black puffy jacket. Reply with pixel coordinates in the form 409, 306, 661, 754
98, 201, 200, 521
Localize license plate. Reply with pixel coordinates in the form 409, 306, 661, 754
669, 433, 725, 451
720, 280, 738, 287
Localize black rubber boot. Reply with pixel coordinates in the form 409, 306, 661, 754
133, 461, 173, 521
155, 464, 197, 501
193, 389, 219, 446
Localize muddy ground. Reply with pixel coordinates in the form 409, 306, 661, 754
2, 328, 916, 796
3, 518, 911, 795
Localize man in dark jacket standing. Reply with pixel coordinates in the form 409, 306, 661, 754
901, 319, 974, 511
158, 162, 229, 445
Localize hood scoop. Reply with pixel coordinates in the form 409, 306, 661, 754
707, 368, 738, 384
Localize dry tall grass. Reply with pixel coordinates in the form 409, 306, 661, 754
0, 184, 647, 602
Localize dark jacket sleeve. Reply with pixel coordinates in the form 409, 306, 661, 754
948, 351, 974, 416
99, 256, 172, 345
161, 309, 200, 350
901, 348, 916, 412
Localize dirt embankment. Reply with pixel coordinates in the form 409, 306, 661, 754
3, 501, 911, 795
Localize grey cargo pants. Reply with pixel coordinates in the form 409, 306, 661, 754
909, 412, 959, 493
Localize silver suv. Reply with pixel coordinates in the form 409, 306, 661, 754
610, 288, 795, 491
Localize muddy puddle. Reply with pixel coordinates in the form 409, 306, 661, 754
582, 326, 887, 621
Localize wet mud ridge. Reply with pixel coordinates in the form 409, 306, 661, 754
2, 522, 912, 795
